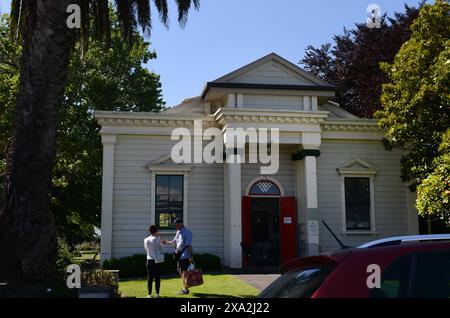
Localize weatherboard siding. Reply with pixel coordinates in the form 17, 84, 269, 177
243, 94, 304, 111
111, 135, 224, 260
316, 139, 409, 252
230, 62, 314, 85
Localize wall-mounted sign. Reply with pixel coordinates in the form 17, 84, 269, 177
283, 217, 292, 224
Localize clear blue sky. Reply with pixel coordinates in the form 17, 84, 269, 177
0, 0, 428, 106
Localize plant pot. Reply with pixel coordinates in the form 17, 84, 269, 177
78, 287, 114, 298
104, 270, 120, 284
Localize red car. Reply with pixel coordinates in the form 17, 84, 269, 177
259, 235, 450, 298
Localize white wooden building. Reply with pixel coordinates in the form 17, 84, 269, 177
96, 53, 419, 268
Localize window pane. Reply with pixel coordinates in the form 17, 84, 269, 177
156, 175, 169, 195
259, 266, 335, 298
345, 178, 371, 230
156, 194, 169, 203
158, 213, 172, 229
370, 254, 412, 298
346, 204, 370, 230
249, 181, 281, 196
412, 251, 450, 298
170, 176, 183, 202
345, 178, 370, 203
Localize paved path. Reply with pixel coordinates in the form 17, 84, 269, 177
233, 274, 280, 291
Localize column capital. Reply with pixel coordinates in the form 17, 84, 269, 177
101, 134, 117, 145
292, 149, 321, 161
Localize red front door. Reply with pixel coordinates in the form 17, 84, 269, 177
280, 197, 298, 264
242, 196, 298, 267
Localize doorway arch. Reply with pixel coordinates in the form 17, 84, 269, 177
244, 177, 285, 197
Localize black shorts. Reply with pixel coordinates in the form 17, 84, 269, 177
178, 258, 190, 272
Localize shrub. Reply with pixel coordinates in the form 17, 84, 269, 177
103, 253, 222, 278
56, 238, 74, 276
81, 269, 120, 298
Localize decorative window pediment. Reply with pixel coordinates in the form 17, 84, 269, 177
148, 153, 191, 172
337, 159, 377, 176
337, 159, 377, 235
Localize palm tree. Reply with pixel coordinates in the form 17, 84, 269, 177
0, 0, 199, 282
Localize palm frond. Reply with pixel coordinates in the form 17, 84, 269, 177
175, 0, 199, 27
80, 0, 90, 56
115, 0, 137, 45
136, 0, 152, 35
96, 0, 111, 47
153, 0, 169, 27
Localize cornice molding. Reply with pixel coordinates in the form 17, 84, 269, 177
95, 111, 216, 128
321, 119, 383, 132
214, 108, 329, 127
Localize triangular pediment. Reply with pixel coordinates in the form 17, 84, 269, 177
150, 153, 174, 165
213, 53, 331, 86
337, 159, 377, 175
147, 153, 192, 172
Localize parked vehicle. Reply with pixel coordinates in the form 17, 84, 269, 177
259, 235, 450, 298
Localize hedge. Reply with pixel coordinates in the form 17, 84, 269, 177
102, 253, 221, 278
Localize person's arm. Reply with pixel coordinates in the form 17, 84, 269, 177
186, 231, 193, 262
162, 234, 177, 247
144, 238, 149, 253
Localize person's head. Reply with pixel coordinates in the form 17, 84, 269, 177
149, 225, 158, 235
172, 218, 184, 231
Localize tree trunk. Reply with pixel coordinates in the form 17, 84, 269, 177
0, 0, 77, 282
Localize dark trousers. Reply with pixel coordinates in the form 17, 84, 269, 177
146, 260, 161, 295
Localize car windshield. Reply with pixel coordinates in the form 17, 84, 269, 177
258, 266, 334, 298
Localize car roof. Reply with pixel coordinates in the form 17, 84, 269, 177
281, 241, 450, 274
357, 234, 450, 248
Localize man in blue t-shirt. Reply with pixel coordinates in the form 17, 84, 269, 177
162, 218, 193, 295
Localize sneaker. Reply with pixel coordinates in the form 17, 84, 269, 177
176, 289, 189, 295
154, 294, 161, 298
147, 295, 152, 298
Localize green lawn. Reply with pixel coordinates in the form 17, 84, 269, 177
119, 274, 260, 298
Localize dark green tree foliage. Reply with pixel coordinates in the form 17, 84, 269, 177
1, 0, 198, 282
300, 3, 422, 118
53, 14, 165, 246
1, 13, 165, 247
376, 0, 450, 224
0, 15, 20, 188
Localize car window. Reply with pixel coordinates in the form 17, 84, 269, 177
258, 266, 334, 298
370, 254, 412, 298
412, 250, 450, 298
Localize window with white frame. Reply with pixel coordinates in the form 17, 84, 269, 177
155, 175, 184, 230
338, 159, 377, 233
149, 166, 190, 232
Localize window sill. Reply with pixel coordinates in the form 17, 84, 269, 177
158, 231, 176, 236
342, 230, 378, 236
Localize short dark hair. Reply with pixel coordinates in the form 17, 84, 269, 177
149, 225, 158, 234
